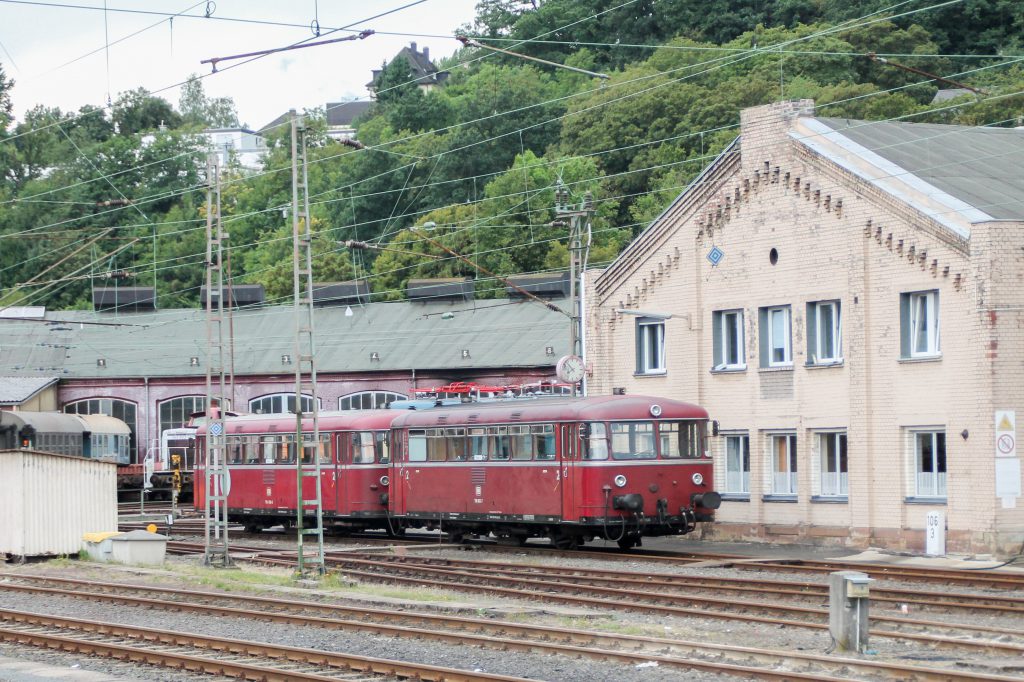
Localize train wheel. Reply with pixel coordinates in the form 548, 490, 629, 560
244, 523, 261, 534
550, 533, 579, 550
617, 536, 640, 551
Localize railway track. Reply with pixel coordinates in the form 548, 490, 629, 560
155, 542, 1024, 657
0, 573, 1019, 681
512, 545, 1024, 591
0, 607, 523, 682
326, 551, 1024, 617
151, 521, 1024, 591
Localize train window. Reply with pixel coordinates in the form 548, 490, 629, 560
354, 432, 376, 464
584, 422, 609, 460
281, 435, 297, 464
659, 421, 703, 458
610, 422, 657, 460
490, 426, 511, 461
408, 430, 428, 462
468, 427, 489, 460
509, 425, 531, 460
259, 436, 277, 464
533, 424, 556, 460
445, 428, 466, 461
227, 436, 243, 464
376, 431, 390, 464
424, 429, 447, 462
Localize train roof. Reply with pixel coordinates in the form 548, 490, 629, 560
388, 395, 708, 428
208, 409, 400, 435
77, 413, 131, 435
0, 411, 87, 433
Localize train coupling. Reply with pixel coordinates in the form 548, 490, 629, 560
613, 493, 644, 513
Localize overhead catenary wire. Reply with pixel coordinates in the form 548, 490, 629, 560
6, 14, 1014, 242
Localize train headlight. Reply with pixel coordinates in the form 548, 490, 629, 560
614, 474, 627, 488
691, 472, 704, 486
649, 404, 662, 417
380, 475, 390, 487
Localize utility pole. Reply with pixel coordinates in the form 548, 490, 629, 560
203, 152, 232, 568
553, 183, 594, 393
290, 111, 326, 578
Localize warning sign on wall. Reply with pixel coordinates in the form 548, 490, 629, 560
995, 410, 1016, 458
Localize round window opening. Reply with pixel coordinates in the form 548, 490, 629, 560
769, 248, 779, 265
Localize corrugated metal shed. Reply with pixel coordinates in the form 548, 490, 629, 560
816, 117, 1024, 221
0, 299, 568, 379
0, 449, 117, 557
0, 376, 59, 405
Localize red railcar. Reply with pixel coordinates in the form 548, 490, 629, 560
195, 395, 721, 549
389, 395, 720, 549
194, 410, 396, 534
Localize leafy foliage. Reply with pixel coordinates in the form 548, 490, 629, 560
2, 2, 1024, 311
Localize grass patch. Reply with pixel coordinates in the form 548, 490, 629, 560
556, 615, 661, 637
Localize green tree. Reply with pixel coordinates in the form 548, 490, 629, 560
112, 88, 181, 135
179, 74, 239, 129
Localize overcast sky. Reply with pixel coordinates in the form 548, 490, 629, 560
0, 0, 478, 129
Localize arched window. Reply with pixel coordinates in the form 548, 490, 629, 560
64, 398, 138, 462
339, 391, 406, 410
249, 393, 319, 415
159, 396, 206, 435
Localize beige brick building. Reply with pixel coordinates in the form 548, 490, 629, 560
586, 100, 1024, 555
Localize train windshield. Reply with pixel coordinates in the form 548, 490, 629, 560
609, 422, 657, 460
659, 420, 706, 458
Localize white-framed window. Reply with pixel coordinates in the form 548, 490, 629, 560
339, 391, 406, 410
159, 396, 206, 434
249, 393, 319, 415
817, 432, 848, 497
901, 290, 940, 358
635, 317, 666, 374
912, 429, 947, 498
807, 300, 842, 365
712, 309, 745, 370
769, 433, 797, 495
724, 433, 750, 494
759, 306, 792, 367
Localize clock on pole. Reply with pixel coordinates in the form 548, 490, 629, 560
556, 355, 586, 383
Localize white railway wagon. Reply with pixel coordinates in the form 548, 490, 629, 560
0, 449, 117, 558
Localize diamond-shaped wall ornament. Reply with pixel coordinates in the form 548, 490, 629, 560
707, 245, 725, 267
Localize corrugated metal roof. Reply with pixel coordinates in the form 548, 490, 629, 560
816, 117, 1024, 221
0, 299, 569, 379
0, 376, 59, 405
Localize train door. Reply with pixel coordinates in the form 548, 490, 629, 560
334, 432, 348, 515
391, 429, 407, 515
560, 424, 576, 522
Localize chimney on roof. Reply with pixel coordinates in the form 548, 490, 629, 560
423, 46, 429, 60
410, 42, 417, 53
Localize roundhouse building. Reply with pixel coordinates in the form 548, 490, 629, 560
0, 277, 571, 466
585, 100, 1024, 555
